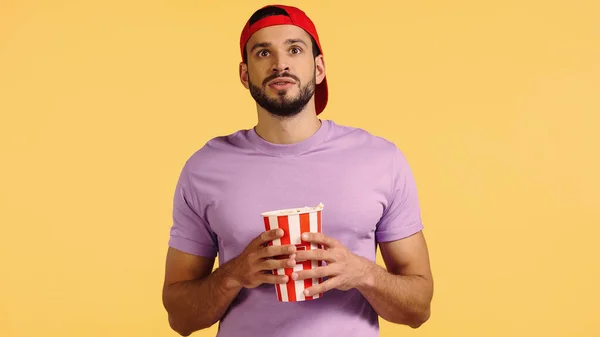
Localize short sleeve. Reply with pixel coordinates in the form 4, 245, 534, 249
375, 148, 424, 243
168, 162, 218, 258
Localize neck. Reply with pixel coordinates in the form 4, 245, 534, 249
254, 105, 322, 145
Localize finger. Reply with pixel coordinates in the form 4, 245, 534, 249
254, 228, 284, 247
271, 252, 296, 260
301, 232, 339, 248
259, 273, 289, 285
253, 228, 283, 248
294, 249, 335, 263
303, 277, 337, 297
259, 244, 297, 259
259, 257, 296, 271
291, 265, 336, 281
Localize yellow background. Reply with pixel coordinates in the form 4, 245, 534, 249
1, 0, 599, 336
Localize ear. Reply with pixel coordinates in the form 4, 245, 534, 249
239, 62, 249, 89
315, 55, 326, 85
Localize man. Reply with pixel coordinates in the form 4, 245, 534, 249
162, 4, 433, 337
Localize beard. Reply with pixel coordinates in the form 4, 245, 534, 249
248, 71, 316, 118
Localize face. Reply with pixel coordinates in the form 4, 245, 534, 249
240, 25, 325, 117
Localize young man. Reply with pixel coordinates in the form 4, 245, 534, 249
162, 4, 434, 337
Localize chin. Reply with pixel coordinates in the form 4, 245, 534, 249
270, 91, 296, 100
270, 87, 292, 94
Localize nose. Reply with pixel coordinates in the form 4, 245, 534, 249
271, 53, 290, 74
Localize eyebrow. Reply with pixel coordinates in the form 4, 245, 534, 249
249, 38, 308, 53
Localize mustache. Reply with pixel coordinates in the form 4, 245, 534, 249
263, 72, 300, 86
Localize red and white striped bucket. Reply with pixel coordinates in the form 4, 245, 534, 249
261, 203, 324, 302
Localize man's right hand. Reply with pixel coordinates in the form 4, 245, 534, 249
223, 228, 297, 290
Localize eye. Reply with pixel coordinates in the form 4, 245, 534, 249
257, 50, 270, 57
290, 47, 302, 54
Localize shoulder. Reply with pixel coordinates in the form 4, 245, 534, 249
325, 119, 415, 179
179, 128, 250, 172
325, 119, 403, 156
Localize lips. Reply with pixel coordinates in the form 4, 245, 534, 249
267, 77, 296, 86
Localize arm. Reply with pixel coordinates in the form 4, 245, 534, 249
295, 146, 433, 328
162, 247, 242, 336
356, 145, 433, 327
355, 231, 433, 328
162, 229, 295, 336
294, 231, 433, 329
163, 162, 244, 335
164, 163, 295, 335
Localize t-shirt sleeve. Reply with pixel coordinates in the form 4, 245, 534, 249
168, 162, 218, 258
376, 147, 424, 243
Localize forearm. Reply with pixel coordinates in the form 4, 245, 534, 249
356, 258, 433, 328
163, 262, 242, 336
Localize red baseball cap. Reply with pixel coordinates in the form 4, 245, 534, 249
239, 5, 328, 115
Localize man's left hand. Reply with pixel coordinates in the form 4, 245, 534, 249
291, 232, 372, 297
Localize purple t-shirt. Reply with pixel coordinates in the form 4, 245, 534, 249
168, 119, 424, 337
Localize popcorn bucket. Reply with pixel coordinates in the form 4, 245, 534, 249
261, 203, 324, 302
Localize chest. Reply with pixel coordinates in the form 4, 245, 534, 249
201, 155, 390, 262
